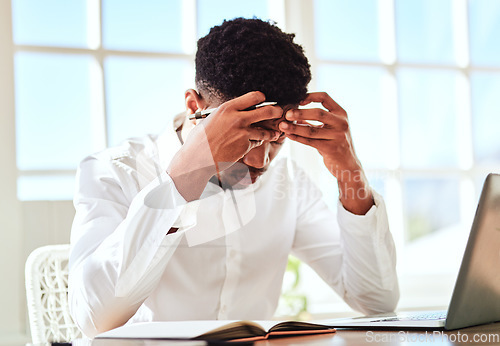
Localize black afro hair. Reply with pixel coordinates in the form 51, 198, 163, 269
195, 18, 311, 106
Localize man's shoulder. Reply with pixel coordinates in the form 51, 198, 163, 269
82, 134, 160, 172
76, 134, 167, 196
93, 135, 157, 159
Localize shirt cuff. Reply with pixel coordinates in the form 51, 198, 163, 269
114, 172, 198, 297
336, 189, 396, 290
143, 171, 198, 233
336, 189, 386, 237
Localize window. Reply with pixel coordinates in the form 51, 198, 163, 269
9, 0, 500, 315
12, 0, 275, 200
294, 0, 500, 314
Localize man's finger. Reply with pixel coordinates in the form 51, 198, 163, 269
243, 105, 283, 125
225, 91, 267, 111
301, 92, 347, 115
280, 122, 344, 140
285, 133, 327, 148
247, 127, 280, 142
286, 108, 349, 131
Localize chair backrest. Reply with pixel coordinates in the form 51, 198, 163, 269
25, 244, 82, 344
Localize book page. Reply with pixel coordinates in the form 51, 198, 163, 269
253, 320, 334, 332
251, 320, 287, 331
96, 320, 240, 339
199, 321, 267, 340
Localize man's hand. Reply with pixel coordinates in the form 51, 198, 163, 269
197, 91, 282, 168
168, 91, 282, 201
279, 92, 374, 215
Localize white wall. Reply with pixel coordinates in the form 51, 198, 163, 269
0, 1, 24, 344
1, 199, 74, 346
0, 2, 75, 344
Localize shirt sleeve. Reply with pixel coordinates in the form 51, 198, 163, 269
291, 169, 399, 315
68, 154, 197, 338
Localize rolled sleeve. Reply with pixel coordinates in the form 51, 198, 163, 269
69, 155, 200, 337
336, 190, 400, 314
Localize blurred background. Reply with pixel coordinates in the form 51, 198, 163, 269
1, 0, 499, 344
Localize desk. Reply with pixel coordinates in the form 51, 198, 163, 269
255, 323, 500, 345
87, 322, 500, 345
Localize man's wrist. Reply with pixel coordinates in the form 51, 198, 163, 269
336, 168, 374, 215
167, 148, 216, 202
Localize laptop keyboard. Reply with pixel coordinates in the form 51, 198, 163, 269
377, 311, 447, 322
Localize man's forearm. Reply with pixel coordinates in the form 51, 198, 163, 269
337, 168, 374, 215
167, 147, 216, 202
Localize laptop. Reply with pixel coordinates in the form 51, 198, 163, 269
322, 173, 500, 330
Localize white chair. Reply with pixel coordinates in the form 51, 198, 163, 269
25, 244, 82, 344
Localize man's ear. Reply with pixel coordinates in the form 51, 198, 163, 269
185, 89, 206, 116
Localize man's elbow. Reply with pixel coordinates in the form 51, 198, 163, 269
367, 286, 400, 315
68, 271, 131, 338
358, 283, 400, 315
345, 280, 400, 316
69, 292, 131, 338
69, 291, 100, 338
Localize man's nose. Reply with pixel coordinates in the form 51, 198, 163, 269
242, 143, 270, 169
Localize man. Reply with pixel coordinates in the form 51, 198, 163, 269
69, 18, 399, 338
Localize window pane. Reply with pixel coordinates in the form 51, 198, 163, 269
105, 57, 193, 146
471, 72, 500, 165
197, 0, 269, 38
102, 0, 184, 53
469, 0, 500, 66
398, 69, 459, 168
314, 0, 380, 61
403, 177, 460, 241
17, 175, 75, 201
15, 52, 94, 170
316, 65, 394, 169
12, 0, 90, 47
395, 0, 455, 64
366, 173, 386, 196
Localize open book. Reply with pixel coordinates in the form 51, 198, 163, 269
96, 320, 336, 342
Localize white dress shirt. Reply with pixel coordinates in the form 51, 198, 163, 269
68, 125, 399, 338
